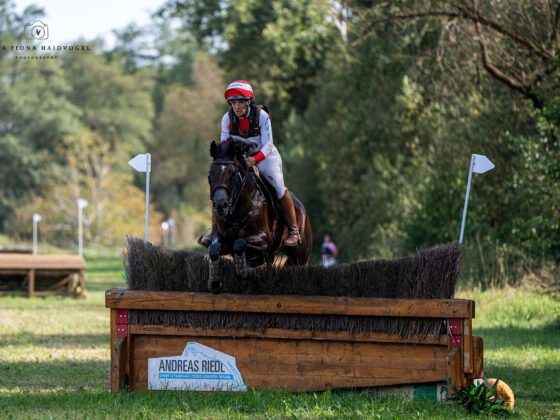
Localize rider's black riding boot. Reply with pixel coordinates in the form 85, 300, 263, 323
198, 212, 217, 248
279, 189, 300, 247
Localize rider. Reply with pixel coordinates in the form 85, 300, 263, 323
199, 80, 300, 247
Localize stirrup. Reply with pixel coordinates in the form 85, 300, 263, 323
284, 226, 301, 247
197, 227, 214, 247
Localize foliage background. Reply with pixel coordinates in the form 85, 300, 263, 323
0, 0, 558, 286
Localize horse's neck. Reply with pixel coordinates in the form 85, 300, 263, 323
234, 172, 260, 214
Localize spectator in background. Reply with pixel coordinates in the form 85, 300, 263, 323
321, 235, 338, 267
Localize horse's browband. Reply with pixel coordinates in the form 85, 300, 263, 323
211, 160, 237, 165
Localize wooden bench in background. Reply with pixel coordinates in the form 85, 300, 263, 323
0, 254, 87, 298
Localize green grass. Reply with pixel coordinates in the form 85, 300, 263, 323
457, 288, 560, 419
0, 256, 558, 419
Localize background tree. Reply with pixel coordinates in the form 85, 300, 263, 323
0, 0, 556, 285
354, 0, 560, 109
151, 53, 224, 243
164, 0, 340, 143
0, 2, 81, 229
8, 129, 164, 247
61, 50, 155, 153
353, 0, 560, 265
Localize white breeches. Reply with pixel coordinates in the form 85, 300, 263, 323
256, 151, 287, 198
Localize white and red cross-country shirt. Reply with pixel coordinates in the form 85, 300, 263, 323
220, 107, 277, 163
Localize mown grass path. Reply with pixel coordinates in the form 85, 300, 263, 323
0, 256, 558, 419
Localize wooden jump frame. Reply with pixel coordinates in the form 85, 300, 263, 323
106, 288, 483, 393
0, 254, 86, 298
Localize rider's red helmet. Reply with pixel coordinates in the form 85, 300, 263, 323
224, 80, 254, 101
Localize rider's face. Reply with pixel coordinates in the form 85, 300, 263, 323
230, 99, 249, 117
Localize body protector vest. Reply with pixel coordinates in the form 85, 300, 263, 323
228, 103, 271, 155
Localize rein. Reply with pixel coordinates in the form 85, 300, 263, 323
209, 159, 255, 229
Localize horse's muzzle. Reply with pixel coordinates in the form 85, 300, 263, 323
212, 189, 231, 216
214, 203, 229, 217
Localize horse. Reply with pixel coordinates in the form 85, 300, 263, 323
205, 139, 312, 293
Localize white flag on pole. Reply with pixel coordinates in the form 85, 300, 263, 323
33, 213, 42, 223
459, 153, 495, 244
78, 199, 89, 209
472, 154, 494, 174
128, 154, 151, 172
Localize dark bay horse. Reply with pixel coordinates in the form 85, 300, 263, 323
205, 140, 312, 292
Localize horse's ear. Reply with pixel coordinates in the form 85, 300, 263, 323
210, 141, 218, 159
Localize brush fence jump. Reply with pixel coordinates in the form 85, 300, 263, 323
106, 288, 483, 393
0, 254, 86, 298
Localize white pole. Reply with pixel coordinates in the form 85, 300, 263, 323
168, 219, 175, 248
145, 153, 151, 243
32, 213, 41, 255
459, 155, 475, 244
33, 220, 37, 255
128, 153, 152, 243
77, 199, 88, 257
161, 221, 169, 247
78, 205, 83, 256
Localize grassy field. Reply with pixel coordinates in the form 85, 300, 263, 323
0, 256, 558, 419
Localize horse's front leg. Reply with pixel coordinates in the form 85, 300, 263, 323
208, 239, 223, 293
233, 238, 253, 278
234, 233, 268, 278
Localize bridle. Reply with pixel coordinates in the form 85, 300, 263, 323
208, 159, 252, 224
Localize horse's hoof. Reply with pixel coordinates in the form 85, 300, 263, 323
208, 242, 221, 261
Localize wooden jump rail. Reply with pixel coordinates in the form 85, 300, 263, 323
0, 254, 86, 298
106, 288, 483, 394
